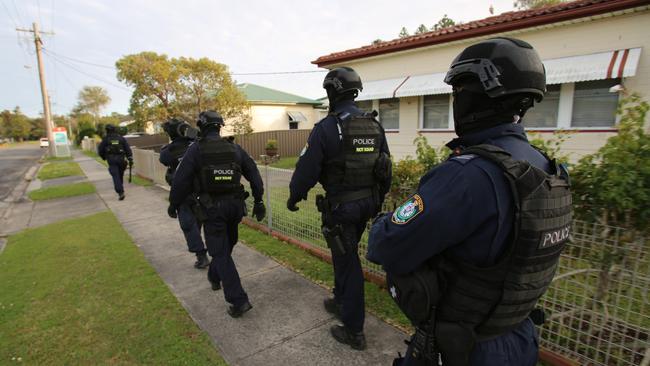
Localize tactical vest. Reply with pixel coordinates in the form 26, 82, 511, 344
439, 144, 572, 338
387, 144, 571, 360
320, 112, 384, 191
164, 141, 191, 185
197, 138, 242, 196
105, 136, 124, 155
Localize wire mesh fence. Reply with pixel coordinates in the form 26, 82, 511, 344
128, 149, 649, 366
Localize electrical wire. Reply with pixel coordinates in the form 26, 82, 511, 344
43, 49, 131, 91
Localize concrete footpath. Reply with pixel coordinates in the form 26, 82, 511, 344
73, 150, 406, 366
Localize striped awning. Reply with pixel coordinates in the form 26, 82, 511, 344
355, 47, 642, 99
544, 48, 641, 84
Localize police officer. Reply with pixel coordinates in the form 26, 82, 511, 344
159, 118, 209, 269
287, 67, 392, 350
169, 110, 266, 317
367, 37, 572, 366
98, 124, 133, 200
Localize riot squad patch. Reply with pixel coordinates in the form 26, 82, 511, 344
539, 224, 571, 249
391, 194, 424, 225
352, 137, 376, 153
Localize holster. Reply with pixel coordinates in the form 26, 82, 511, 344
189, 196, 207, 222
316, 194, 347, 256
435, 321, 476, 366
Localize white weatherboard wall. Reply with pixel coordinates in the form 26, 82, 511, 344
332, 8, 650, 161
248, 104, 318, 132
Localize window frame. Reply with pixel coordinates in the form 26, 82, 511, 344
418, 94, 453, 131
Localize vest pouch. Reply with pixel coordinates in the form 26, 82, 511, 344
386, 264, 441, 326
435, 321, 475, 366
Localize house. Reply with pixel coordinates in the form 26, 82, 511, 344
238, 83, 323, 132
312, 0, 650, 161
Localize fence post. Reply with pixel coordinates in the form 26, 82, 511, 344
265, 162, 273, 233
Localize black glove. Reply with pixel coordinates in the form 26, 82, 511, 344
287, 197, 300, 212
127, 157, 134, 167
252, 201, 266, 222
167, 204, 178, 219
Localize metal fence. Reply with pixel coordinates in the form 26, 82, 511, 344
129, 151, 649, 366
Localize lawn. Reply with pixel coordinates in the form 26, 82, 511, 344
37, 161, 84, 180
268, 156, 298, 170
81, 150, 152, 186
238, 225, 411, 331
28, 182, 96, 201
0, 211, 226, 365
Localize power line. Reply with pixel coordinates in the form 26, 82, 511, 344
42, 48, 115, 69
1, 1, 19, 27
43, 49, 131, 92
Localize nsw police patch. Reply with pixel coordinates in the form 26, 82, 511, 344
391, 194, 424, 225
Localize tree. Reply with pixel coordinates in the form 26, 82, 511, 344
371, 39, 383, 45
414, 24, 429, 35
399, 27, 410, 38
432, 14, 456, 31
116, 52, 252, 135
1, 107, 31, 141
514, 0, 563, 10
75, 86, 111, 126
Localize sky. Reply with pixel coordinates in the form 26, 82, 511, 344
1, 0, 516, 118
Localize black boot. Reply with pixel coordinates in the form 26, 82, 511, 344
207, 271, 221, 291
330, 325, 367, 351
194, 252, 210, 269
323, 297, 341, 319
227, 301, 253, 318
118, 192, 125, 200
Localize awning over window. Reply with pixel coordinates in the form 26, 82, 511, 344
544, 48, 641, 84
395, 72, 451, 98
356, 76, 408, 101
355, 48, 642, 99
287, 111, 307, 122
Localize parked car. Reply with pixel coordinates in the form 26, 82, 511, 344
39, 138, 49, 148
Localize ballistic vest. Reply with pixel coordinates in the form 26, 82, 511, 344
437, 144, 572, 338
105, 135, 124, 155
163, 140, 191, 185
320, 112, 384, 191
197, 137, 242, 196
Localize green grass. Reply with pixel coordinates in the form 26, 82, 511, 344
0, 211, 226, 365
238, 225, 411, 331
28, 182, 96, 201
37, 161, 84, 180
43, 155, 72, 162
268, 156, 298, 170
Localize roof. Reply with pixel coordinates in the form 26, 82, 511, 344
313, 0, 650, 67
238, 83, 322, 105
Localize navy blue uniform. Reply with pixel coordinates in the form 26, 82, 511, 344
289, 100, 391, 333
170, 132, 263, 307
159, 138, 206, 255
368, 123, 546, 366
98, 134, 133, 195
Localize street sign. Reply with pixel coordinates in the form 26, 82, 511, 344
52, 126, 71, 157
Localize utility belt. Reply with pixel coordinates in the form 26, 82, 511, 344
194, 187, 249, 221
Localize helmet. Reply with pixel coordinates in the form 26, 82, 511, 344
197, 110, 224, 131
444, 37, 547, 136
105, 124, 117, 133
444, 37, 546, 102
323, 67, 363, 100
162, 118, 185, 140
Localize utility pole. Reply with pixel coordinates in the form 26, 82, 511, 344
17, 23, 55, 155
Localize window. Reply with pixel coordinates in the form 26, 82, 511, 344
379, 98, 399, 130
421, 95, 450, 129
571, 80, 619, 127
356, 100, 373, 112
524, 84, 560, 128
287, 111, 307, 130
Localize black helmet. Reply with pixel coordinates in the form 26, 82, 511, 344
162, 118, 186, 140
197, 110, 224, 131
323, 67, 363, 99
105, 124, 117, 133
444, 37, 546, 102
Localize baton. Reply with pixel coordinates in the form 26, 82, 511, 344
128, 163, 133, 183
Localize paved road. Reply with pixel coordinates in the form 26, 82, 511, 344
0, 144, 43, 200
